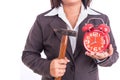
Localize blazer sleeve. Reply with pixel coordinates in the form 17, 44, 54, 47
21, 15, 52, 78
97, 15, 119, 66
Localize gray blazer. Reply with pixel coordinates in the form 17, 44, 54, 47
22, 9, 119, 80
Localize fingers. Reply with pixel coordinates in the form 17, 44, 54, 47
85, 51, 108, 59
108, 44, 113, 56
56, 68, 66, 77
58, 57, 70, 65
95, 52, 109, 59
50, 57, 70, 78
85, 51, 96, 58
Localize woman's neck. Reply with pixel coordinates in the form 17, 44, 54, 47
63, 2, 82, 28
63, 2, 81, 16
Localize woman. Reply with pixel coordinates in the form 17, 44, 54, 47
22, 0, 119, 80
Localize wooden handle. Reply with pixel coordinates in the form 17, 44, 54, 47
55, 35, 68, 80
58, 35, 68, 59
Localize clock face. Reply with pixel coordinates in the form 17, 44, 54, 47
83, 30, 109, 53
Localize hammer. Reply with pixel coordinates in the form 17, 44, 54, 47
54, 29, 77, 80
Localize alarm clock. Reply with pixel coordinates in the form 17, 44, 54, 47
82, 18, 110, 53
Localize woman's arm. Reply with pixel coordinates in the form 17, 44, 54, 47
22, 16, 52, 78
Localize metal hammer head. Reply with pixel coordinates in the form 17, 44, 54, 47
54, 29, 77, 37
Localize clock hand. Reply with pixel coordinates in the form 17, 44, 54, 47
94, 36, 97, 43
91, 37, 96, 45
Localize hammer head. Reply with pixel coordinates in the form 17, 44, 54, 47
54, 29, 77, 37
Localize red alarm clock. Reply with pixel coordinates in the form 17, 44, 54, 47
82, 18, 110, 53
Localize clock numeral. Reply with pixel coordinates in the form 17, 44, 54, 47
101, 37, 105, 44
98, 33, 101, 37
93, 47, 98, 52
87, 45, 90, 48
93, 32, 99, 37
90, 46, 93, 51
98, 47, 102, 51
86, 36, 90, 39
89, 33, 92, 36
85, 40, 90, 44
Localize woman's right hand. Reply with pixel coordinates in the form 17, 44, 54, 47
50, 57, 70, 78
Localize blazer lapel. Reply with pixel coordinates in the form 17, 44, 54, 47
50, 16, 67, 40
49, 16, 74, 61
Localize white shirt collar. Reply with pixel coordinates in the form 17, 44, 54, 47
45, 4, 100, 16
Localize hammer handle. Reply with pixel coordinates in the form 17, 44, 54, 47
58, 35, 68, 59
55, 35, 68, 80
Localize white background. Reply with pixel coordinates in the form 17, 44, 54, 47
0, 0, 119, 80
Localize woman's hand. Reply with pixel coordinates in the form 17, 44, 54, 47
50, 57, 70, 78
85, 44, 113, 60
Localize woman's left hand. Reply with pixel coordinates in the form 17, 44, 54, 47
85, 44, 113, 60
